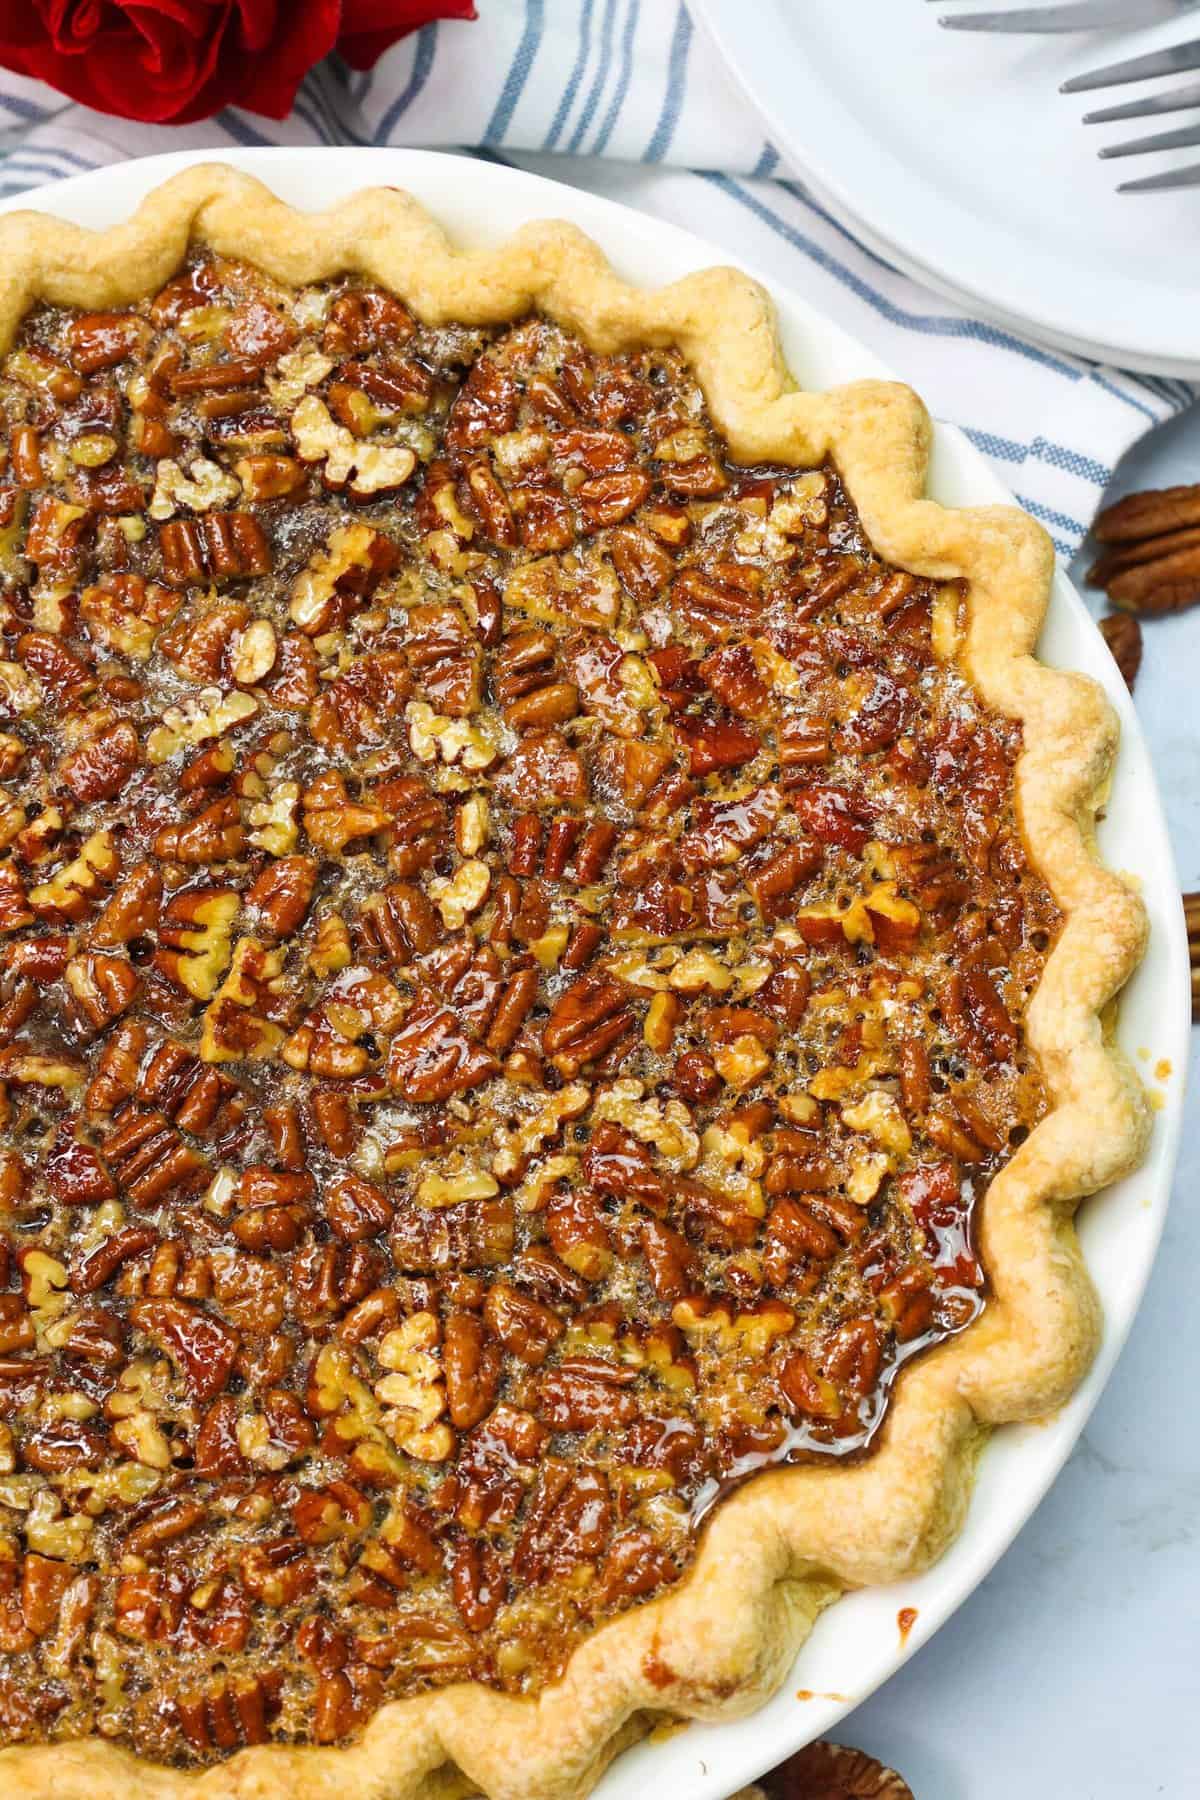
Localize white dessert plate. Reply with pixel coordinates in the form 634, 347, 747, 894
2, 146, 1186, 1798
691, 0, 1200, 377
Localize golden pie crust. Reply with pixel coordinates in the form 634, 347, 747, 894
0, 165, 1149, 1800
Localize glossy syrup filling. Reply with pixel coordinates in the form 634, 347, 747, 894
0, 255, 1059, 1761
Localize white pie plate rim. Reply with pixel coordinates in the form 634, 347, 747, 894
1, 146, 1186, 1798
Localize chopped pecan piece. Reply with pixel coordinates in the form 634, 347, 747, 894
102, 1108, 205, 1206
443, 1310, 501, 1430
404, 603, 481, 717
494, 628, 578, 729
537, 1359, 637, 1431
761, 1742, 915, 1800
160, 512, 272, 586
60, 723, 139, 804
130, 1299, 237, 1404
1099, 611, 1142, 690
513, 1461, 612, 1583
542, 973, 633, 1076
674, 709, 761, 776
387, 993, 497, 1102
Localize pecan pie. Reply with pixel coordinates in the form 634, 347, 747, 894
0, 169, 1149, 1800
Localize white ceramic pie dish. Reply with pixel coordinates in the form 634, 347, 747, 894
0, 146, 1186, 1799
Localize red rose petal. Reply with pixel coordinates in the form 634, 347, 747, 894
338, 0, 478, 71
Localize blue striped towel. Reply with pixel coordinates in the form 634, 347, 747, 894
0, 0, 1189, 557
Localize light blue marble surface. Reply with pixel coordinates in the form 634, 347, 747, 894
841, 411, 1200, 1799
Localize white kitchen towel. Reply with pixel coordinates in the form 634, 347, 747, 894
0, 0, 1190, 557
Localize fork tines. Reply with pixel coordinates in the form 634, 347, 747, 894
936, 2, 1200, 188
1083, 76, 1200, 121
1061, 35, 1200, 91
1061, 29, 1200, 184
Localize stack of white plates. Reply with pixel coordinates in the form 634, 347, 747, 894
692, 0, 1200, 375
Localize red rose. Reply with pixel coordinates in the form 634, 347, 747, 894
0, 2, 477, 127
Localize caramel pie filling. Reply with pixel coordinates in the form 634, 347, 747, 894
0, 257, 1058, 1760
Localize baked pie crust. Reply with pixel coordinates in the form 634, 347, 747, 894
0, 166, 1149, 1800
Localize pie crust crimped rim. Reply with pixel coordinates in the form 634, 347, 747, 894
0, 165, 1150, 1800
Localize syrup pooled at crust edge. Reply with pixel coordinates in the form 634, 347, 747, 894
0, 254, 1057, 1762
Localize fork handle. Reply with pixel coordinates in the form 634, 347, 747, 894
942, 1, 1200, 35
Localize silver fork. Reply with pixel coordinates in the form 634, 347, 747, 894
933, 0, 1200, 28
933, 0, 1200, 190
